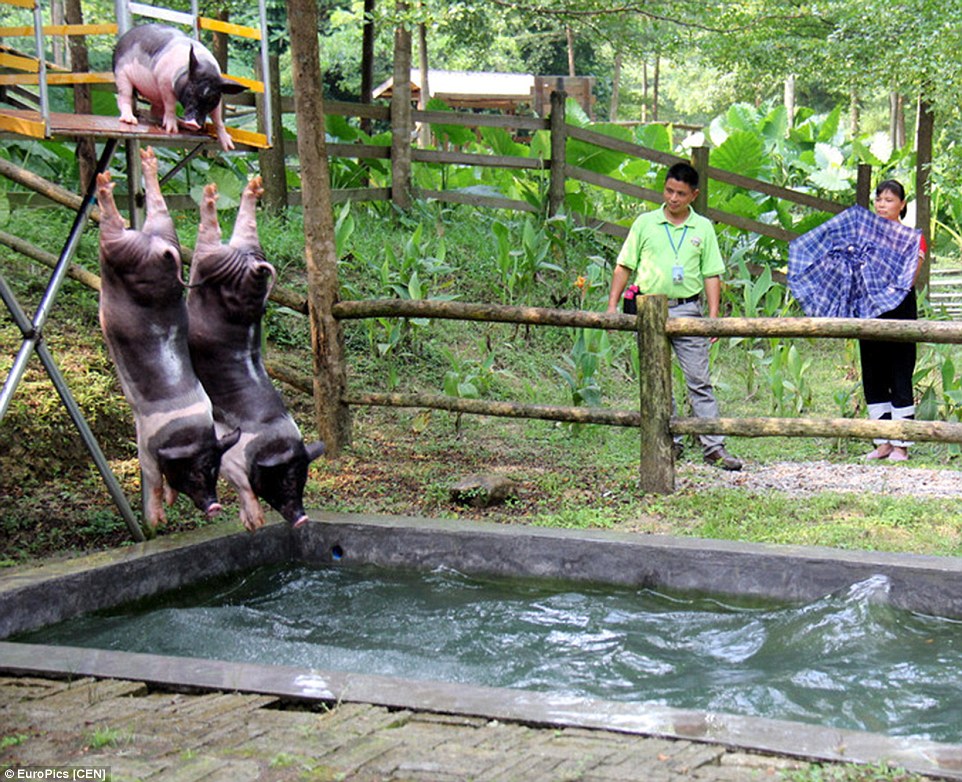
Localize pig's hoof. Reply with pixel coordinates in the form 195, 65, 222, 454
247, 176, 264, 198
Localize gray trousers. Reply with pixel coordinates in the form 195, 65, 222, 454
669, 299, 724, 454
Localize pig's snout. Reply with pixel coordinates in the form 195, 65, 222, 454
292, 514, 310, 529
180, 118, 202, 131
204, 501, 223, 518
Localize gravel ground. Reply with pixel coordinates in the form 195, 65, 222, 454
682, 460, 962, 498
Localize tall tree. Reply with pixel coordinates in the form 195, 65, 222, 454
287, 0, 351, 454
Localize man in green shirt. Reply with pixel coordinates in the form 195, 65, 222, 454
606, 162, 742, 471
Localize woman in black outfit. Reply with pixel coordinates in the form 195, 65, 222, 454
861, 179, 926, 462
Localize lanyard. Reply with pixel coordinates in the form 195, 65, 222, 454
664, 223, 689, 259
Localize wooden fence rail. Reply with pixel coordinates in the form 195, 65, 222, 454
0, 87, 846, 244
332, 295, 962, 493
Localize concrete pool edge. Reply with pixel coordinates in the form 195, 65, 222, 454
2, 511, 962, 778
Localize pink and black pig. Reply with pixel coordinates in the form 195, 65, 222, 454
187, 177, 325, 531
97, 146, 239, 529
113, 23, 246, 151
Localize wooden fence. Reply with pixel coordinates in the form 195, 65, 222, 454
229, 81, 861, 247
331, 295, 962, 493
3, 159, 959, 494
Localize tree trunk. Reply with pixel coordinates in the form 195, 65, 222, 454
641, 61, 648, 122
257, 54, 288, 214
652, 55, 660, 122
916, 96, 934, 295
286, 0, 352, 455
849, 86, 860, 137
212, 9, 229, 72
391, 8, 413, 209
890, 91, 905, 148
783, 74, 795, 129
609, 49, 621, 121
64, 0, 95, 190
566, 25, 576, 76
50, 0, 65, 67
360, 0, 376, 134
417, 18, 430, 147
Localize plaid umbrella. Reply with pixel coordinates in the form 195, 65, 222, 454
788, 204, 921, 318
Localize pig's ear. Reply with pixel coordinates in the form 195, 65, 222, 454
157, 441, 202, 463
218, 428, 241, 453
188, 44, 199, 78
305, 441, 326, 462
220, 78, 247, 95
256, 446, 298, 468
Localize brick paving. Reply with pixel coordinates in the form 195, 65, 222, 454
0, 675, 815, 781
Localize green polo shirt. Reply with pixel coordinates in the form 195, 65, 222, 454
615, 205, 725, 299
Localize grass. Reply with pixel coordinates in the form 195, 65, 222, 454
782, 763, 929, 781
88, 725, 126, 749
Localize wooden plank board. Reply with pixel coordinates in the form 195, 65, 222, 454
0, 108, 268, 149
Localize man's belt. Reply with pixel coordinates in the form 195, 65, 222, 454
664, 294, 700, 307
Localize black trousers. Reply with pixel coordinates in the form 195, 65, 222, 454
859, 291, 917, 411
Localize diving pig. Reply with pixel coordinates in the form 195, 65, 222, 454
97, 146, 239, 528
187, 177, 325, 531
113, 23, 246, 151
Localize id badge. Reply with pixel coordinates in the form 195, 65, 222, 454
672, 265, 685, 285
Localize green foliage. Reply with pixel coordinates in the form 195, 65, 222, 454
0, 734, 28, 749
490, 216, 565, 304
780, 761, 928, 782
553, 328, 609, 409
88, 726, 126, 749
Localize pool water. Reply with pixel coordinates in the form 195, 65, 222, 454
18, 564, 962, 742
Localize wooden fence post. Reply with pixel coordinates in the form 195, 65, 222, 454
856, 163, 872, 208
390, 19, 413, 209
548, 90, 567, 216
637, 295, 674, 494
257, 54, 288, 215
692, 146, 708, 215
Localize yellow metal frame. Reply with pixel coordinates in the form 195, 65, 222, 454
0, 111, 46, 138
0, 0, 270, 148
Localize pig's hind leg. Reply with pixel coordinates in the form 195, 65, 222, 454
96, 171, 127, 236
139, 147, 174, 233
229, 176, 264, 249
196, 183, 223, 248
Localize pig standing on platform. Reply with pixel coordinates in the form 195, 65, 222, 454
187, 177, 325, 531
97, 146, 239, 528
113, 23, 246, 152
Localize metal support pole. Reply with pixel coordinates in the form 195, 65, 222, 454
258, 0, 272, 147
31, 0, 49, 130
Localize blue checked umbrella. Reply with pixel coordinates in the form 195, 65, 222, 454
788, 204, 921, 318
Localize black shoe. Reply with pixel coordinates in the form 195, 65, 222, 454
672, 443, 684, 461
705, 447, 742, 471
